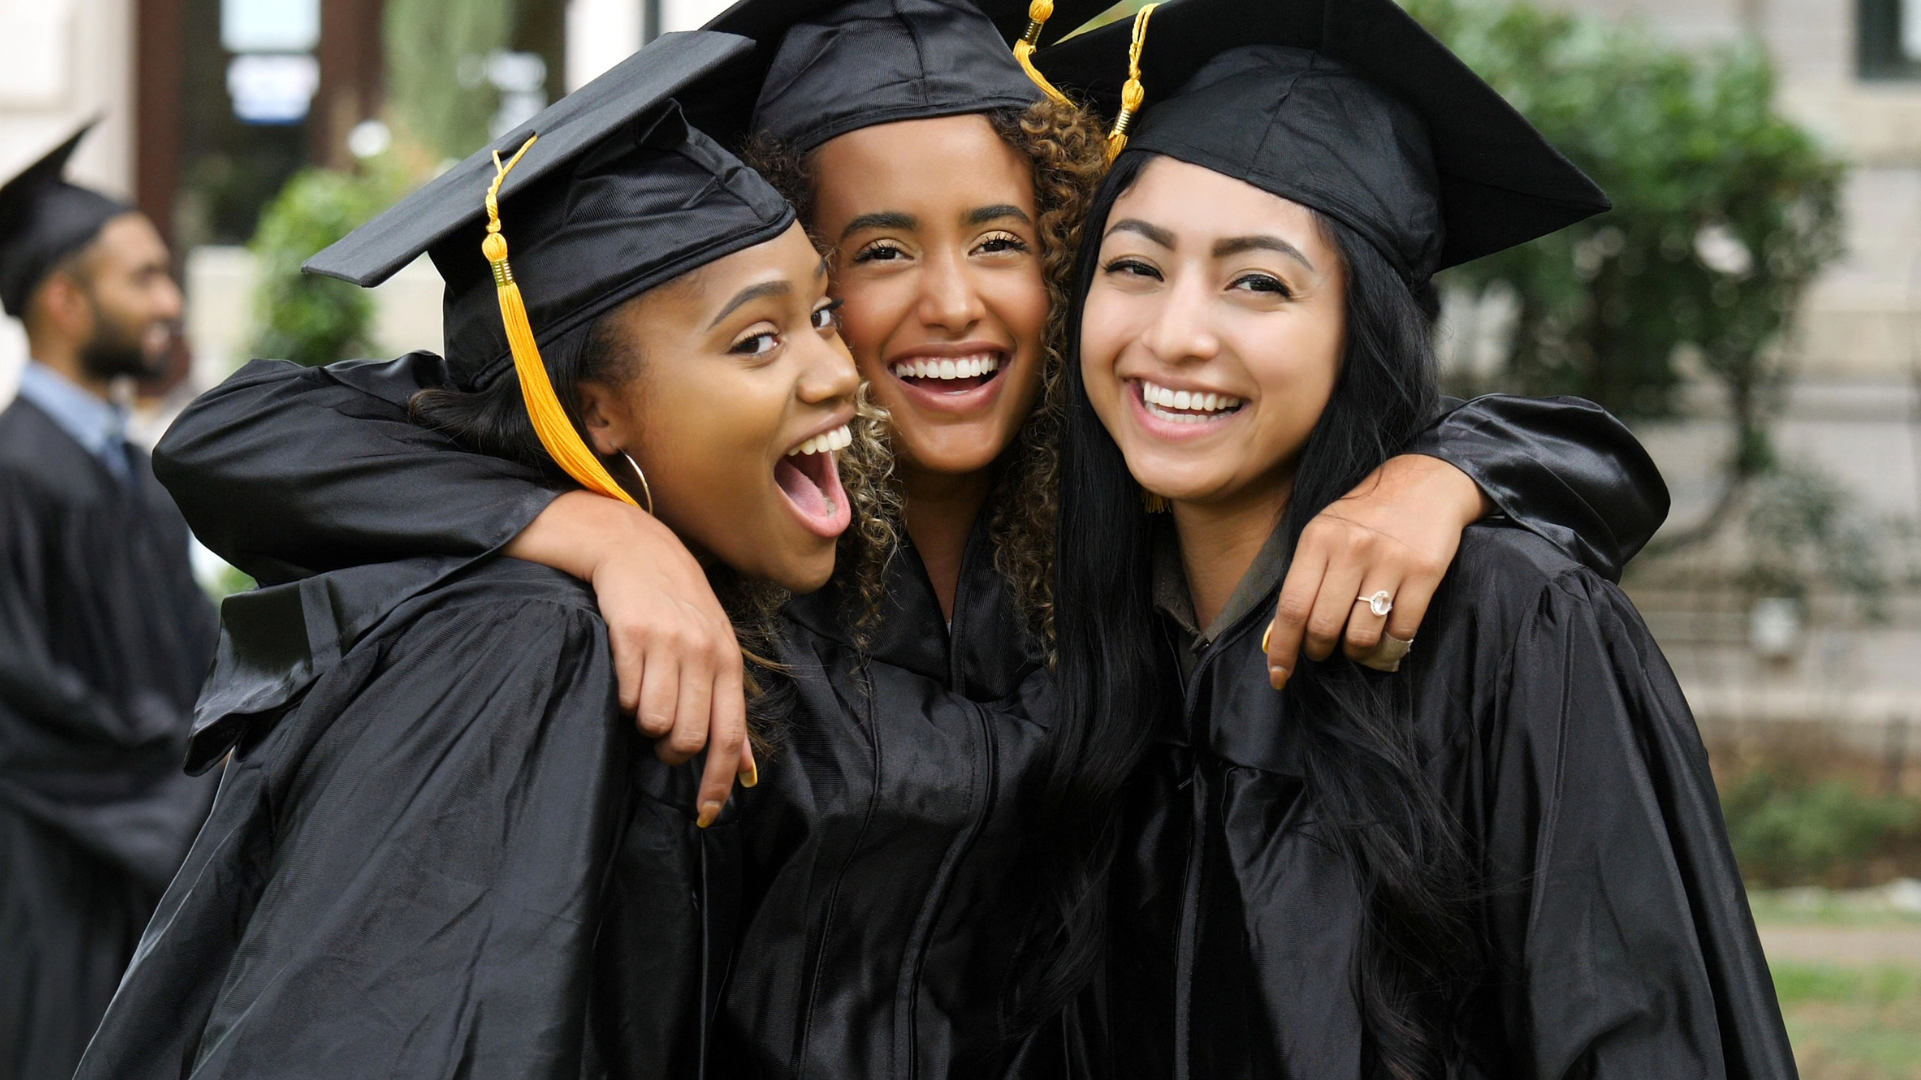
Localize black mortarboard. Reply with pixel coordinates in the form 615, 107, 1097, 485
305, 30, 794, 389
1039, 0, 1610, 282
0, 122, 134, 317
684, 0, 1116, 153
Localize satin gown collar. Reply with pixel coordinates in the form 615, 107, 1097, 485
785, 513, 1043, 700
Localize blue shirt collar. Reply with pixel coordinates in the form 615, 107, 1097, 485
16, 361, 132, 478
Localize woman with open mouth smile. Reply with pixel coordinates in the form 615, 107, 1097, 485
77, 36, 869, 1076
147, 0, 1671, 1073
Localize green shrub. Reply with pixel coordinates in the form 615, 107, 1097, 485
247, 169, 397, 368
1724, 771, 1920, 886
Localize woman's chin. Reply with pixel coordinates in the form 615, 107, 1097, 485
761, 541, 838, 594
892, 426, 1017, 478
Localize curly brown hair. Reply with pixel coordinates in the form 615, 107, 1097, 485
740, 98, 1108, 649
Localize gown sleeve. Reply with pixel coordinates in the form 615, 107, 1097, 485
74, 573, 641, 1080
1476, 563, 1795, 1079
153, 354, 559, 586
1405, 395, 1669, 582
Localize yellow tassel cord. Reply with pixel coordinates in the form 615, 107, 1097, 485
1105, 3, 1159, 164
482, 135, 640, 508
1013, 0, 1071, 105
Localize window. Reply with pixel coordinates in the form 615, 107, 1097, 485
1860, 0, 1921, 78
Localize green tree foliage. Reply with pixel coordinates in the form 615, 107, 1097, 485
1410, 0, 1845, 474
247, 169, 396, 368
1723, 770, 1920, 886
384, 0, 517, 161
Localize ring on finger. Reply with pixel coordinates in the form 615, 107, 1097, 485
1261, 623, 1273, 654
1358, 633, 1414, 673
1355, 589, 1394, 618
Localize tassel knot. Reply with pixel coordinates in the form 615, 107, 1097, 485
1105, 3, 1159, 164
1013, 0, 1070, 104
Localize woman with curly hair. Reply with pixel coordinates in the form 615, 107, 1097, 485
152, 0, 1668, 1073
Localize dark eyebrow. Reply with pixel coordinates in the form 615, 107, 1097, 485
1213, 235, 1315, 271
965, 203, 1031, 227
839, 211, 917, 241
708, 280, 792, 329
1107, 218, 1176, 249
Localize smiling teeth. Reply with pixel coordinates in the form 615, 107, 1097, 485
889, 354, 1001, 380
788, 424, 852, 457
1141, 380, 1243, 423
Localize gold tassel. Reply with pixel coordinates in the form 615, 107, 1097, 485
481, 135, 640, 509
1140, 487, 1169, 513
1105, 3, 1159, 164
1013, 0, 1071, 105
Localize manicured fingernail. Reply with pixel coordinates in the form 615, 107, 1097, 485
697, 801, 721, 829
740, 761, 759, 788
1269, 665, 1289, 690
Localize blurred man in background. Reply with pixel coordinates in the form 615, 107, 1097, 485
0, 123, 217, 1080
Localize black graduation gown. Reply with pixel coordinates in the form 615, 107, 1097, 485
143, 355, 1670, 1077
1099, 524, 1795, 1079
703, 533, 1059, 1080
0, 397, 218, 1080
73, 556, 729, 1079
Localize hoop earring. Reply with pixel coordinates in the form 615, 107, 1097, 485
621, 453, 655, 515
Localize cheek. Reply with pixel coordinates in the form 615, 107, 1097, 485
1076, 288, 1132, 402
831, 274, 912, 369
995, 264, 1051, 351
637, 373, 776, 501
1241, 321, 1344, 444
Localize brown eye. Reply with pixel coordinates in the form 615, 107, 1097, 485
974, 232, 1029, 256
853, 241, 907, 264
811, 300, 842, 332
1231, 273, 1291, 298
731, 331, 779, 356
1103, 257, 1161, 281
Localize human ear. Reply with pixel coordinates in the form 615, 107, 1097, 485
37, 273, 92, 338
575, 380, 633, 457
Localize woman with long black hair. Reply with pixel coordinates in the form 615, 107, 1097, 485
1032, 1, 1796, 1076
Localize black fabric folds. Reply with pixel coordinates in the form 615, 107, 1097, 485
1096, 525, 1795, 1079
72, 558, 717, 1079
0, 399, 218, 1080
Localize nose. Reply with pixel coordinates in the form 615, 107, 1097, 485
796, 328, 861, 407
915, 244, 986, 335
1137, 267, 1220, 367
153, 274, 184, 323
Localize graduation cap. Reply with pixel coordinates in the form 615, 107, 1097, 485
305, 30, 796, 507
0, 121, 135, 317
685, 0, 1117, 153
1037, 0, 1611, 282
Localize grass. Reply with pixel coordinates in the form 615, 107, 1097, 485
1773, 961, 1921, 1079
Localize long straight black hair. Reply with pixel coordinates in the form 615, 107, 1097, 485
1018, 151, 1484, 1079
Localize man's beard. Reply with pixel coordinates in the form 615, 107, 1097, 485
78, 298, 170, 382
